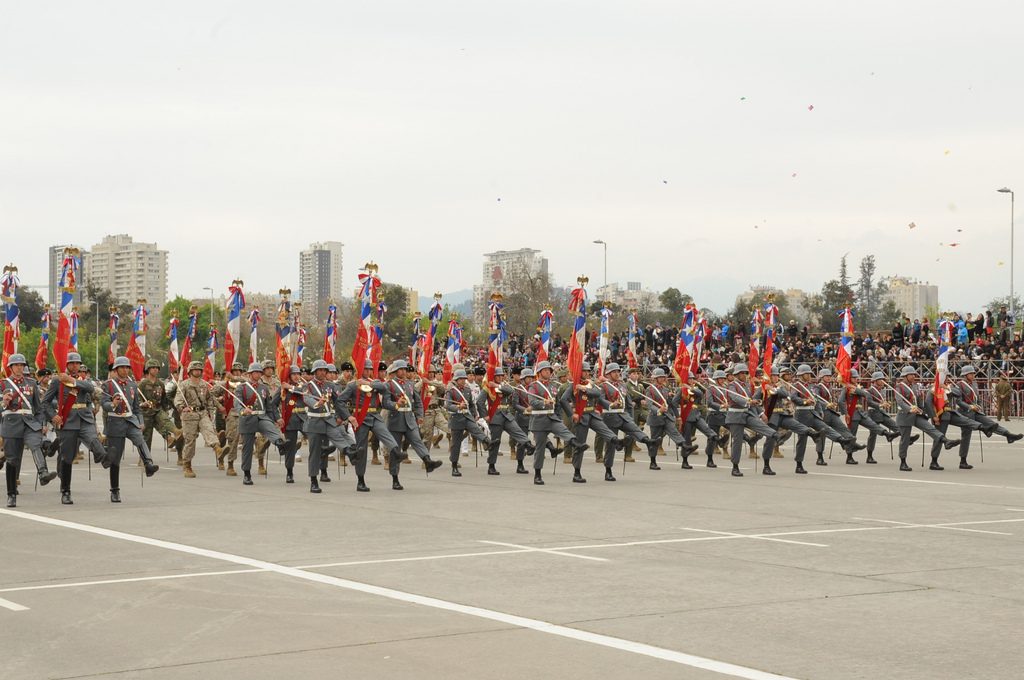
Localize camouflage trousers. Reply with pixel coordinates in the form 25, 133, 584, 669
181, 413, 219, 463
224, 413, 240, 462
142, 409, 176, 451
419, 407, 450, 442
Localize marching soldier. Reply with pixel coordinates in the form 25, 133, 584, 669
724, 364, 780, 477
703, 370, 730, 465
511, 368, 534, 470
597, 363, 655, 479
678, 375, 721, 461
813, 368, 867, 464
338, 359, 401, 492
476, 367, 534, 476
212, 363, 244, 475
559, 362, 617, 482
445, 369, 491, 476
137, 359, 179, 456
100, 356, 160, 502
416, 366, 449, 451
759, 366, 815, 473
273, 366, 306, 484
383, 360, 444, 488
956, 365, 1023, 467
789, 365, 860, 467
930, 372, 982, 469
863, 371, 903, 463
2, 353, 58, 507
893, 365, 961, 471
839, 368, 899, 465
302, 359, 357, 492
527, 360, 588, 485
643, 368, 695, 470
40, 352, 113, 505
623, 366, 649, 462
235, 362, 293, 486
173, 361, 220, 478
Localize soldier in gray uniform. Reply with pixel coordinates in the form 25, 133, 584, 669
511, 368, 534, 471
302, 359, 358, 493
813, 368, 866, 464
560, 362, 618, 482
100, 356, 160, 502
643, 368, 694, 470
597, 363, 656, 479
724, 364, 780, 477
2, 353, 57, 507
476, 367, 534, 476
838, 368, 900, 465
527, 361, 588, 485
677, 376, 719, 460
929, 372, 982, 470
759, 366, 816, 474
893, 365, 961, 471
957, 365, 1023, 462
40, 352, 112, 505
863, 371, 903, 462
788, 364, 861, 467
702, 370, 731, 466
234, 362, 293, 486
445, 369, 491, 477
337, 359, 399, 492
383, 359, 444, 489
272, 365, 307, 484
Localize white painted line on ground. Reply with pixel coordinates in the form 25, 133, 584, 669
1006, 508, 1024, 512
809, 472, 1024, 490
293, 549, 535, 569
477, 540, 610, 561
0, 597, 29, 611
0, 509, 797, 680
851, 517, 1024, 536
677, 527, 829, 547
0, 569, 264, 594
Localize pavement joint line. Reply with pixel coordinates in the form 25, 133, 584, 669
476, 540, 610, 561
0, 597, 29, 611
808, 472, 1024, 490
293, 549, 538, 569
0, 508, 798, 680
0, 569, 267, 595
675, 527, 829, 547
851, 517, 1024, 535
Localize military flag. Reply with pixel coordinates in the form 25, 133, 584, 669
178, 306, 198, 379
247, 306, 260, 365
203, 327, 218, 381
484, 294, 506, 418
566, 277, 588, 416
322, 302, 337, 365
108, 307, 120, 366
934, 317, 954, 414
350, 263, 380, 377
597, 305, 612, 377
763, 300, 780, 377
537, 306, 553, 364
167, 316, 180, 373
1, 265, 20, 376
224, 280, 244, 372
296, 325, 307, 366
443, 317, 459, 385
70, 307, 79, 353
125, 300, 147, 380
370, 302, 386, 379
53, 248, 80, 372
748, 308, 763, 389
275, 289, 294, 384
35, 305, 50, 371
418, 294, 442, 375
625, 309, 639, 369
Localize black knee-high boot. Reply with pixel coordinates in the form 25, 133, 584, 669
6, 463, 18, 497
58, 460, 72, 492
109, 465, 121, 502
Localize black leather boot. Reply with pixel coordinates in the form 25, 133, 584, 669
731, 464, 743, 477
356, 475, 370, 492
572, 468, 586, 483
706, 454, 717, 468
604, 467, 616, 481
959, 457, 973, 470
392, 475, 403, 490
534, 471, 544, 485
451, 463, 462, 477
423, 456, 444, 473
899, 458, 912, 472
286, 468, 294, 483
487, 464, 500, 476
929, 456, 944, 471
310, 477, 322, 493
649, 456, 661, 471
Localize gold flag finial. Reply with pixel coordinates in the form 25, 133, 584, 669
363, 261, 379, 275
577, 275, 589, 287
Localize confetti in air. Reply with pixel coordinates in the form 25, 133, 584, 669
909, 222, 917, 229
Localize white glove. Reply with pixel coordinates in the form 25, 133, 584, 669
477, 417, 488, 429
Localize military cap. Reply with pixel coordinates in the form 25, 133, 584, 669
67, 352, 83, 364
535, 360, 552, 372
6, 353, 26, 366
262, 359, 276, 369
627, 366, 640, 373
311, 359, 329, 372
453, 369, 468, 380
900, 365, 918, 377
231, 362, 244, 371
473, 366, 486, 376
651, 367, 667, 378
605, 362, 621, 374
871, 371, 886, 381
521, 368, 535, 378
188, 361, 204, 372
960, 365, 977, 377
145, 359, 161, 370
248, 362, 264, 373
82, 366, 92, 373
379, 360, 388, 371
510, 366, 522, 376
581, 361, 592, 372
713, 369, 728, 380
388, 359, 408, 373
795, 364, 814, 376
37, 368, 52, 377
325, 363, 337, 372
113, 356, 132, 369
339, 361, 354, 371
818, 368, 832, 378
732, 363, 749, 375
494, 367, 504, 376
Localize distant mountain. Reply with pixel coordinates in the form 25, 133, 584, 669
418, 288, 473, 314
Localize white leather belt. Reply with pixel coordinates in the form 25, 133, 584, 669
605, 408, 625, 413
107, 413, 134, 418
795, 406, 814, 410
532, 409, 554, 415
3, 409, 33, 416
307, 413, 332, 418
396, 407, 412, 412
727, 408, 747, 412
245, 410, 265, 415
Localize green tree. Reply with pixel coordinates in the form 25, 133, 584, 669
17, 288, 47, 332
807, 256, 857, 332
986, 295, 1022, 316
857, 255, 878, 327
659, 287, 692, 318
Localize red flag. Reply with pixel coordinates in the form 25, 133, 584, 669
125, 334, 145, 380
566, 280, 588, 417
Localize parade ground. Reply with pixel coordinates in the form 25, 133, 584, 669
3, 428, 1024, 680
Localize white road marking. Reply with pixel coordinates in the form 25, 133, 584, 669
676, 527, 829, 547
0, 508, 797, 680
477, 540, 610, 561
0, 569, 264, 594
0, 597, 29, 611
851, 517, 1024, 536
809, 472, 1024, 490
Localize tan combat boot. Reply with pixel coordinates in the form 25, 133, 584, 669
176, 452, 184, 466
226, 461, 237, 476
258, 456, 267, 476
183, 461, 196, 478
773, 443, 784, 459
371, 451, 381, 465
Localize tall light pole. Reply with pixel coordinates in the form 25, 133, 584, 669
592, 239, 607, 288
88, 300, 98, 375
998, 188, 1015, 317
203, 287, 215, 327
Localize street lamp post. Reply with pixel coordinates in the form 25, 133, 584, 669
592, 240, 607, 288
203, 287, 215, 327
88, 300, 98, 375
998, 188, 1015, 317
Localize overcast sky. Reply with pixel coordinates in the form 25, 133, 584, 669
3, 1, 1022, 318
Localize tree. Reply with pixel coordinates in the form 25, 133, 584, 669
876, 300, 900, 329
806, 256, 857, 332
857, 255, 878, 327
659, 288, 692, 318
986, 295, 1022, 316
17, 289, 46, 332
725, 291, 791, 336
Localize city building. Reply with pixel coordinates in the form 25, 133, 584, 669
299, 241, 344, 319
471, 248, 549, 327
593, 282, 664, 312
879, 276, 939, 321
734, 285, 811, 325
84, 235, 168, 307
47, 244, 89, 308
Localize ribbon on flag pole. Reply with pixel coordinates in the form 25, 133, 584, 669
203, 327, 218, 381
1, 265, 20, 376
934, 317, 954, 414
485, 294, 506, 419
296, 325, 307, 366
370, 302, 386, 379
350, 263, 380, 376
323, 302, 337, 365
597, 305, 612, 377
748, 308, 763, 391
108, 307, 120, 366
53, 248, 81, 372
537, 306, 553, 364
167, 316, 180, 374
247, 306, 260, 365
275, 289, 294, 384
225, 280, 245, 371
763, 299, 780, 378
567, 277, 588, 418
625, 309, 639, 369
35, 305, 51, 371
410, 312, 423, 369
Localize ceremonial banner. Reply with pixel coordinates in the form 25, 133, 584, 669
70, 308, 79, 353
35, 306, 50, 371
418, 295, 442, 375
537, 306, 553, 364
691, 314, 707, 375
485, 294, 506, 419
322, 302, 337, 365
410, 312, 423, 369
748, 308, 763, 390
203, 327, 218, 381
566, 277, 588, 417
247, 306, 260, 365
292, 303, 302, 368
225, 280, 245, 372
275, 289, 294, 384
625, 309, 639, 369
1, 265, 20, 376
53, 248, 81, 372
673, 304, 699, 422
108, 307, 120, 366
167, 316, 180, 373
296, 325, 307, 366
125, 300, 148, 380
597, 305, 612, 377
836, 307, 855, 426
370, 302, 386, 379
934, 317, 954, 414
179, 307, 198, 379
443, 317, 459, 385
350, 264, 380, 376
764, 300, 780, 377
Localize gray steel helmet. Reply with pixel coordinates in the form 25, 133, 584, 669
900, 365, 918, 377
521, 368, 535, 378
732, 363, 749, 375
188, 361, 204, 372
453, 369, 468, 380
363, 359, 374, 369
289, 365, 301, 375
534, 361, 552, 373
113, 356, 132, 369
712, 370, 728, 380
67, 352, 83, 364
494, 367, 504, 376
6, 353, 26, 366
651, 368, 667, 378
581, 361, 592, 372
770, 366, 780, 376
605, 362, 621, 374
248, 362, 264, 373
818, 368, 832, 378
325, 363, 337, 372
796, 364, 814, 376
960, 365, 977, 377
388, 359, 408, 373
871, 371, 886, 381
850, 368, 860, 379
311, 359, 329, 372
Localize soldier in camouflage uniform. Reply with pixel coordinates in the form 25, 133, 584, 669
622, 366, 648, 462
173, 361, 220, 478
212, 363, 244, 475
138, 359, 179, 457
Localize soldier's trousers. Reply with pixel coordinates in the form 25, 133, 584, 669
181, 414, 219, 464
308, 424, 356, 478
389, 428, 430, 474
575, 418, 616, 469
531, 421, 578, 472
899, 416, 944, 459
240, 417, 287, 473
706, 413, 726, 456
623, 411, 647, 457
106, 426, 155, 467
997, 397, 1010, 420
487, 419, 530, 466
795, 412, 845, 457
866, 411, 898, 453
763, 416, 809, 461
224, 414, 240, 462
56, 424, 108, 492
419, 408, 449, 441
282, 430, 301, 472
3, 432, 49, 495
729, 417, 775, 462
603, 415, 649, 466
449, 420, 489, 465
816, 412, 854, 455
354, 416, 398, 477
682, 415, 716, 446
650, 419, 687, 451
142, 410, 176, 450
931, 414, 980, 459
973, 412, 1011, 439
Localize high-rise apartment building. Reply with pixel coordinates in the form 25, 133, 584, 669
299, 241, 344, 319
879, 276, 939, 321
471, 248, 548, 327
85, 235, 168, 307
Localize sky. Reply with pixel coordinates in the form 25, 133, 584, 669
3, 1, 1022, 317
